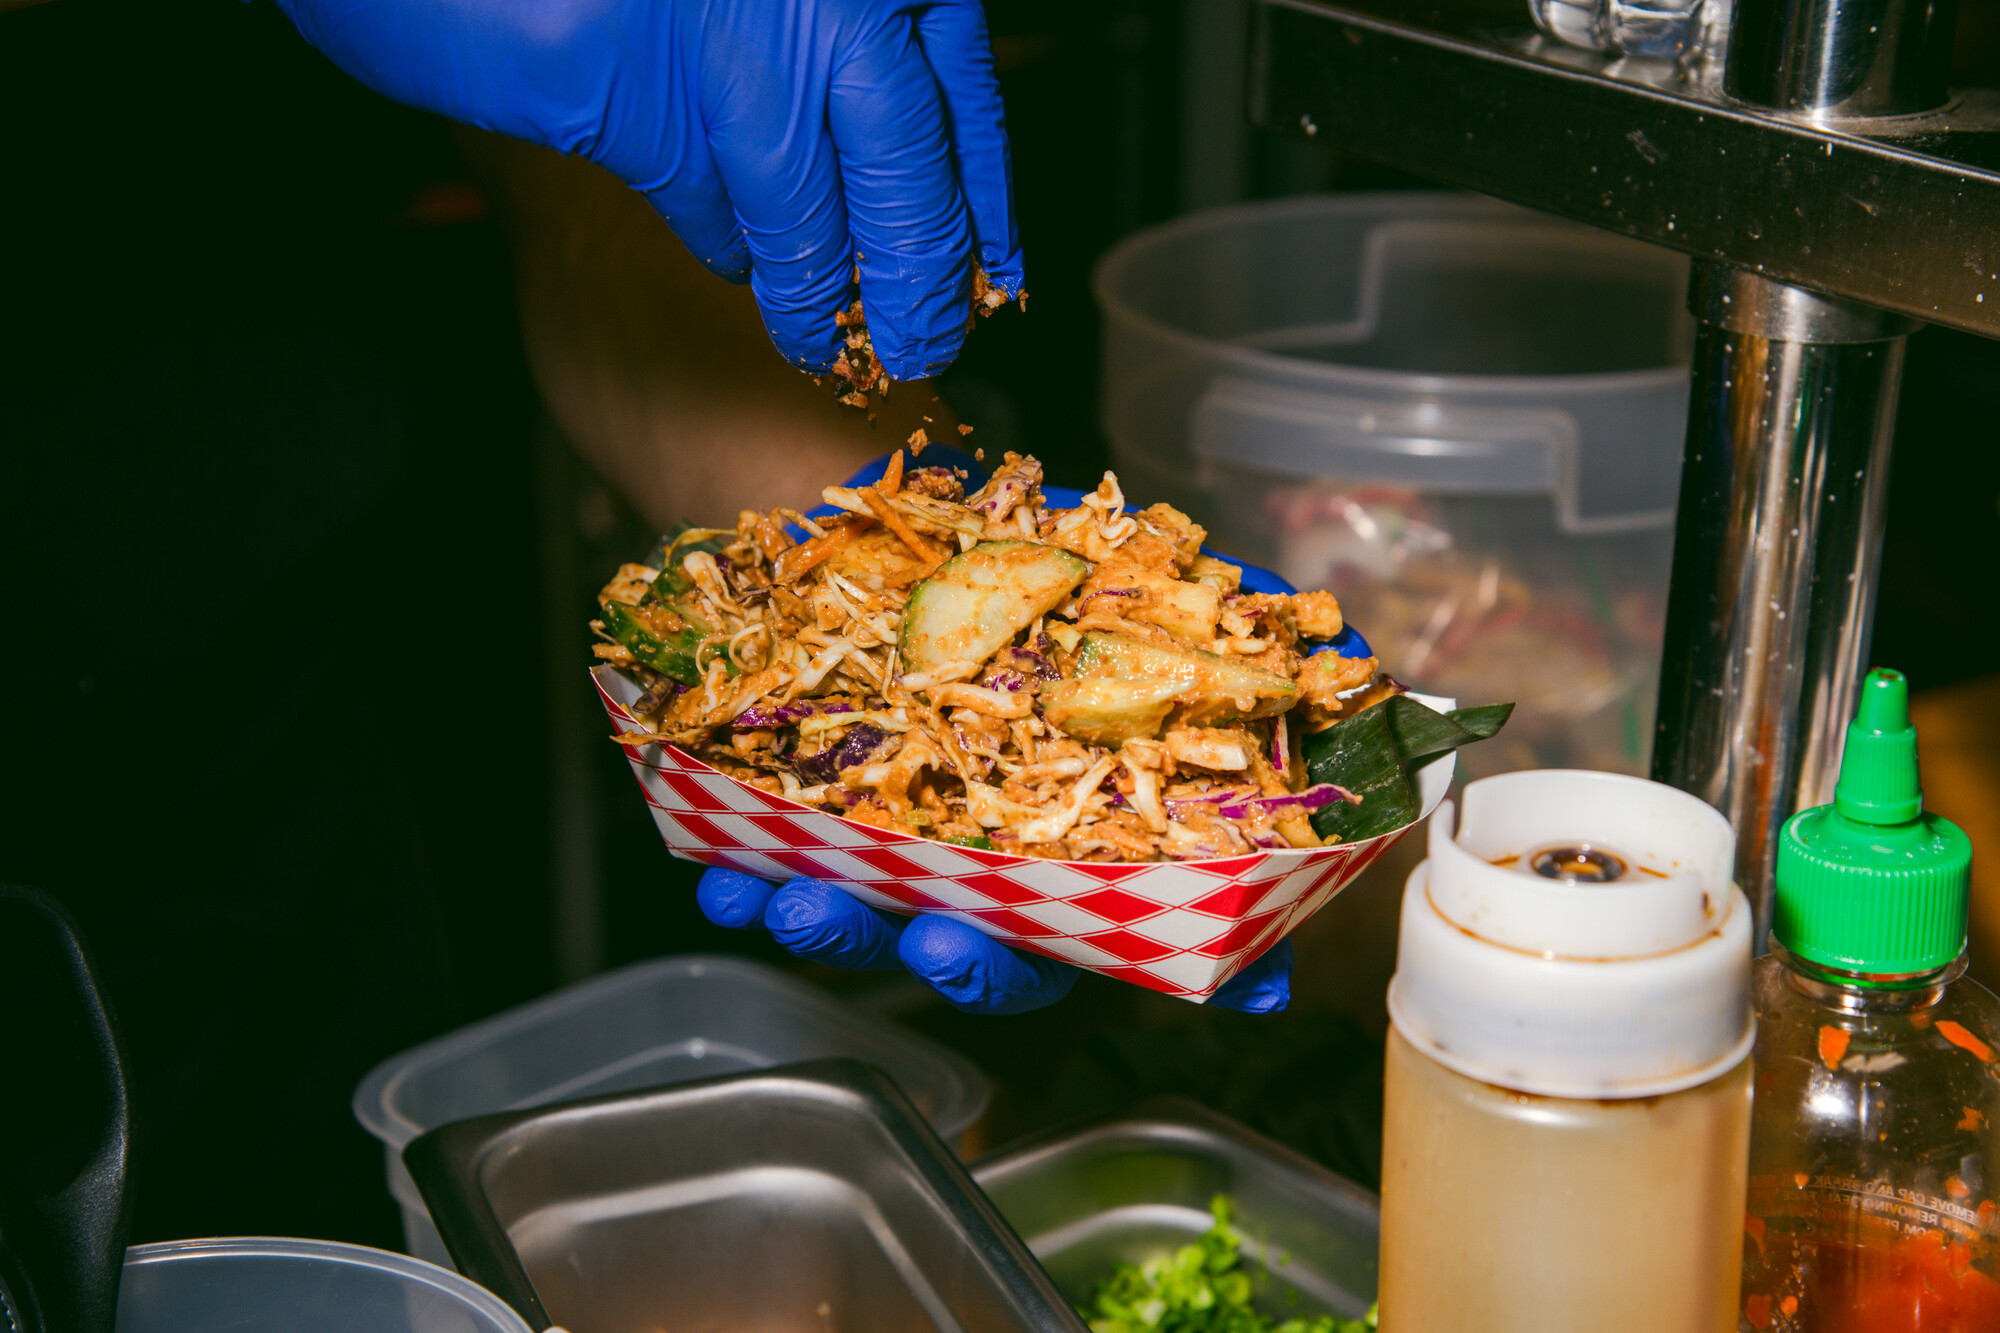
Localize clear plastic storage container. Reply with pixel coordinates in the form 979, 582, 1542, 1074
1096, 194, 1692, 778
115, 1238, 533, 1333
353, 954, 990, 1266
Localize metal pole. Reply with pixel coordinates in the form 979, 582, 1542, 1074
1649, 0, 1947, 937
1726, 0, 1958, 118
1652, 265, 1914, 938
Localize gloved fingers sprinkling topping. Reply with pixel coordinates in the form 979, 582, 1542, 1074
910, 0, 1024, 301
829, 10, 974, 380
634, 141, 753, 284
697, 19, 854, 373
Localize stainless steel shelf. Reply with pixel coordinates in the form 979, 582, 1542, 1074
1249, 0, 2000, 339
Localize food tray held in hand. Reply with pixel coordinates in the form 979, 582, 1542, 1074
596, 667, 1451, 1001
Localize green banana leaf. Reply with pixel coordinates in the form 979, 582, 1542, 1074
1303, 695, 1513, 843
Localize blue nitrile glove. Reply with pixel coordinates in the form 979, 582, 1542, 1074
696, 868, 1293, 1014
270, 0, 1024, 378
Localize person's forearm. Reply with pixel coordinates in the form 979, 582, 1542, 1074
458, 130, 960, 530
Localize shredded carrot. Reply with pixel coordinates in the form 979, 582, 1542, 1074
880, 448, 906, 496
1745, 1294, 1773, 1329
1745, 1214, 1767, 1255
772, 516, 867, 584
1948, 1239, 1974, 1278
1948, 1175, 1972, 1198
754, 510, 797, 555
1819, 1025, 1851, 1068
1967, 1107, 1992, 1131
1938, 1020, 1996, 1062
860, 485, 944, 564
1780, 1296, 1798, 1316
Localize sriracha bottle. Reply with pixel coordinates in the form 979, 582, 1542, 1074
1742, 668, 1997, 1333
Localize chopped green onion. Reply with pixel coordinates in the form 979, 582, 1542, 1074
1081, 1196, 1376, 1333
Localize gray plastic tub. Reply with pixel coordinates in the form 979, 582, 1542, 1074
1096, 194, 1693, 778
1096, 192, 1691, 531
971, 1098, 1381, 1321
354, 955, 990, 1266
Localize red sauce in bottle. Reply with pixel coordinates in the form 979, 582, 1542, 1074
1743, 1230, 2000, 1333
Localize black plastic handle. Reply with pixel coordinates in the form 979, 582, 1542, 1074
0, 886, 134, 1333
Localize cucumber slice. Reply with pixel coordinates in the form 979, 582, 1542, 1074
900, 540, 1090, 676
1072, 631, 1297, 728
601, 600, 706, 685
1042, 676, 1185, 746
644, 523, 733, 597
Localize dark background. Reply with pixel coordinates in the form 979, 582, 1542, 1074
4, 0, 1997, 1251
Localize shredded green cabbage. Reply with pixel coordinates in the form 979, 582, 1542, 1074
1081, 1197, 1376, 1333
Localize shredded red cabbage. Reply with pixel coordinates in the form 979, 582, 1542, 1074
733, 700, 854, 728
1005, 647, 1060, 682
985, 669, 1028, 693
793, 723, 891, 784
1215, 784, 1360, 819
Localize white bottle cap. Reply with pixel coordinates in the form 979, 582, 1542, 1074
1388, 770, 1754, 1099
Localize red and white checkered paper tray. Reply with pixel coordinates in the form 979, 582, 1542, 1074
596, 665, 1454, 1002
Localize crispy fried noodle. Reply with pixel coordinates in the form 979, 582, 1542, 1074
592, 453, 1401, 862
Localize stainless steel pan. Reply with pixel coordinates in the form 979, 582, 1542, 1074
971, 1097, 1379, 1320
405, 1058, 1085, 1333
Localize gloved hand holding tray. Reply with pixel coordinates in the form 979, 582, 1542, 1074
592, 450, 1506, 1000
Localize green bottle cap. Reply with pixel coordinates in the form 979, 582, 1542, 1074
1774, 668, 1974, 975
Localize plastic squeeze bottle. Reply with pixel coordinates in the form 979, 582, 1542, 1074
1739, 668, 1996, 1333
1378, 769, 1755, 1332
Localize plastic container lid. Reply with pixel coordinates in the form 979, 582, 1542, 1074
1388, 770, 1753, 1098
355, 954, 990, 1213
116, 1237, 533, 1333
1093, 193, 1692, 534
1775, 667, 1975, 975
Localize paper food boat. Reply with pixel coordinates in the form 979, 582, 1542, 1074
596, 666, 1453, 1002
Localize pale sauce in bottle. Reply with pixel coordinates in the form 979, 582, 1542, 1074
1377, 770, 1754, 1333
